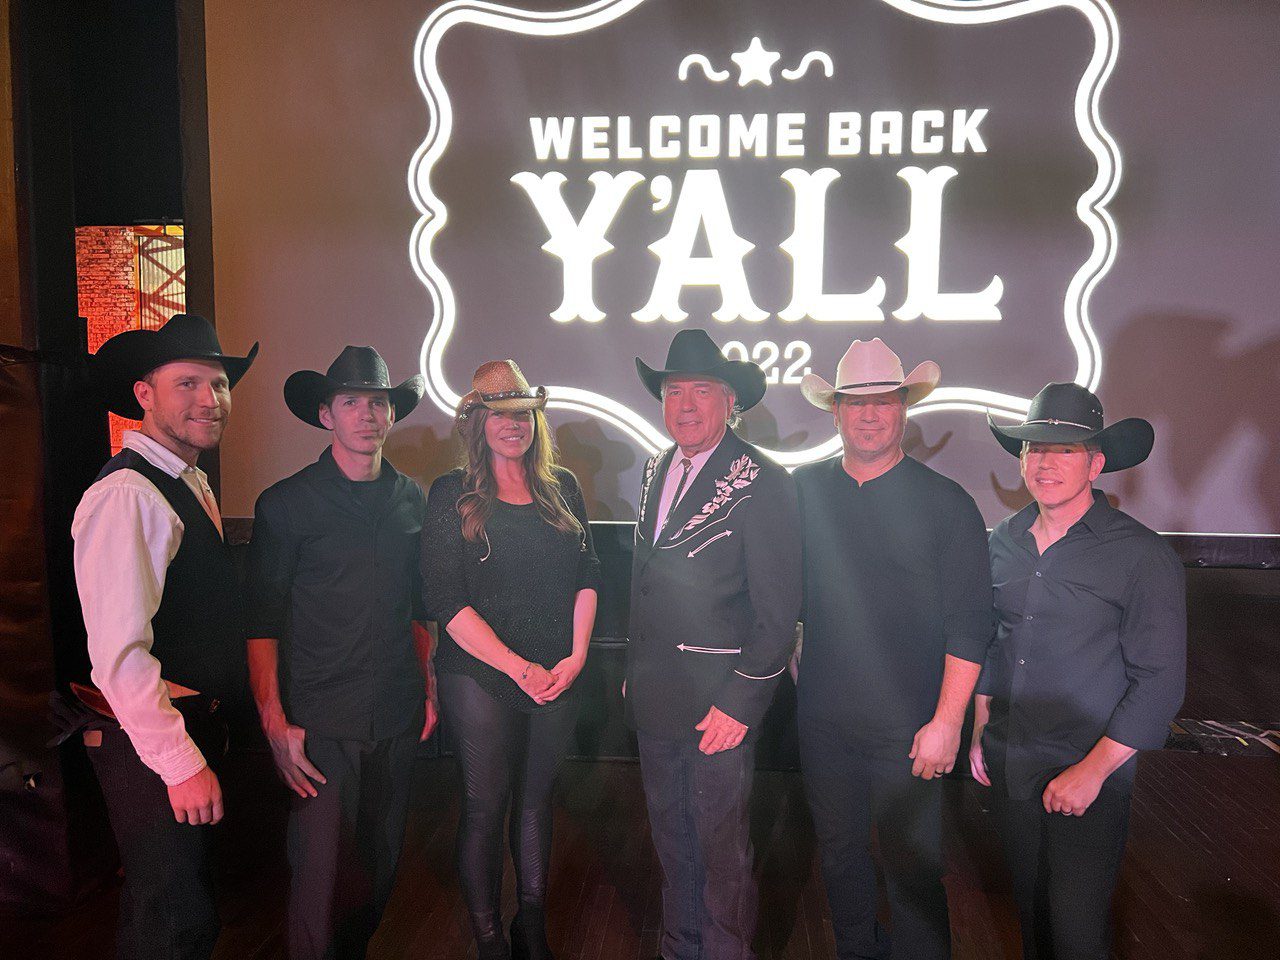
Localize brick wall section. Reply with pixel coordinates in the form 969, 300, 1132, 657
76, 226, 140, 449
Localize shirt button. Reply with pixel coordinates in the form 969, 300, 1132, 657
1017, 659, 1026, 666
1035, 571, 1042, 578
1026, 615, 1034, 621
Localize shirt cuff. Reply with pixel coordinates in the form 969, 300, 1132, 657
137, 735, 209, 787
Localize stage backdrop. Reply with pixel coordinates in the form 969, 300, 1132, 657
204, 0, 1280, 535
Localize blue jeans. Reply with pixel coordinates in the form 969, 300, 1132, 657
637, 732, 758, 960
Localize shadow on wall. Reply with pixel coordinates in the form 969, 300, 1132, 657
381, 423, 459, 488
555, 419, 639, 521
1107, 313, 1280, 533
738, 401, 812, 451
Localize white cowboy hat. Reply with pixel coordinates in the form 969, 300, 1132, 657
801, 338, 940, 411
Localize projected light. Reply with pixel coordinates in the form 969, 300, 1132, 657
409, 0, 1122, 466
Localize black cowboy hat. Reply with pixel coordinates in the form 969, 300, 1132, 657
988, 382, 1154, 473
284, 346, 425, 428
91, 313, 259, 419
635, 328, 767, 412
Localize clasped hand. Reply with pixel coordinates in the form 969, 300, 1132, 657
514, 655, 585, 705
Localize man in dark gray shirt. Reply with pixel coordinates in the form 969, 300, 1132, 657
246, 347, 436, 960
971, 382, 1186, 960
795, 339, 993, 960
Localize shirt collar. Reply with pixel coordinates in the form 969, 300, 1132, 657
673, 435, 722, 473
1012, 487, 1113, 540
122, 430, 202, 480
315, 445, 400, 484
1076, 488, 1115, 536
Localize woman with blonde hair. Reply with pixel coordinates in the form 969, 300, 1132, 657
421, 360, 600, 960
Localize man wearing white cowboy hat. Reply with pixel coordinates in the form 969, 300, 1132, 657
971, 383, 1185, 960
244, 346, 435, 960
794, 338, 994, 960
71, 313, 258, 959
629, 328, 801, 960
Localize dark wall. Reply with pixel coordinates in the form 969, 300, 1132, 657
71, 0, 183, 225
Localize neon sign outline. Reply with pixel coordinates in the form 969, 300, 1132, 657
409, 0, 1122, 465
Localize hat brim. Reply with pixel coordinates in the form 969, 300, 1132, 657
800, 360, 940, 411
284, 370, 425, 428
455, 386, 548, 420
635, 357, 767, 412
91, 336, 259, 420
987, 414, 1154, 472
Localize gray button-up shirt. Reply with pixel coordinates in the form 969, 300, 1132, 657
979, 490, 1186, 799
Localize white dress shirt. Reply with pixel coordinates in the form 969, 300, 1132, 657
71, 430, 224, 786
653, 439, 720, 538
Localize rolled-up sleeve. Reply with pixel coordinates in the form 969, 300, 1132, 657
421, 475, 471, 629
940, 494, 995, 665
1104, 542, 1186, 750
244, 489, 297, 640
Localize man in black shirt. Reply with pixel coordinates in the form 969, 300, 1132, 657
794, 339, 993, 960
971, 383, 1185, 960
245, 346, 435, 960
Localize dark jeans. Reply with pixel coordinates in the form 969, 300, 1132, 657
439, 672, 578, 942
798, 712, 950, 960
286, 729, 418, 960
86, 720, 222, 960
637, 731, 758, 960
991, 776, 1132, 960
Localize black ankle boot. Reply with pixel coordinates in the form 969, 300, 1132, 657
471, 909, 510, 960
510, 901, 552, 960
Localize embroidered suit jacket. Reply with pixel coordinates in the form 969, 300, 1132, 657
626, 429, 801, 740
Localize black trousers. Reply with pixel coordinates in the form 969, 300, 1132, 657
286, 729, 418, 960
439, 672, 578, 941
86, 720, 222, 960
798, 712, 950, 960
637, 732, 758, 960
991, 776, 1132, 960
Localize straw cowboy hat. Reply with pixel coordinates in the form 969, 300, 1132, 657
284, 346, 424, 428
456, 359, 548, 420
801, 338, 940, 411
635, 328, 767, 411
988, 382, 1154, 473
90, 313, 259, 419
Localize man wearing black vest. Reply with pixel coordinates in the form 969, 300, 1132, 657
72, 313, 259, 960
245, 347, 435, 960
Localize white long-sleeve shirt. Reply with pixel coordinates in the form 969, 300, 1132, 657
71, 430, 224, 786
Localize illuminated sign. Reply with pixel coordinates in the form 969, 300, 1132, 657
410, 0, 1121, 464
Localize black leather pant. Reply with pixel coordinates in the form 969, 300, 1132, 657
439, 672, 578, 944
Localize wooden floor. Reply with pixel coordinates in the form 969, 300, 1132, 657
9, 750, 1280, 960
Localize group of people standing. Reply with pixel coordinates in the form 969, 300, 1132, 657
67, 313, 1185, 960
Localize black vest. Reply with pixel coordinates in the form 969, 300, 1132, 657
95, 449, 243, 696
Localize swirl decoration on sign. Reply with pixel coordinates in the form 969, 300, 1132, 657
677, 53, 731, 83
780, 50, 834, 80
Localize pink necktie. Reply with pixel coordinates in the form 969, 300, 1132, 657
661, 458, 693, 537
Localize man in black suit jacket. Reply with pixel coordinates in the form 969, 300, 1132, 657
627, 329, 802, 960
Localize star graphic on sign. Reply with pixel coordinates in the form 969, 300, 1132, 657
730, 37, 781, 87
